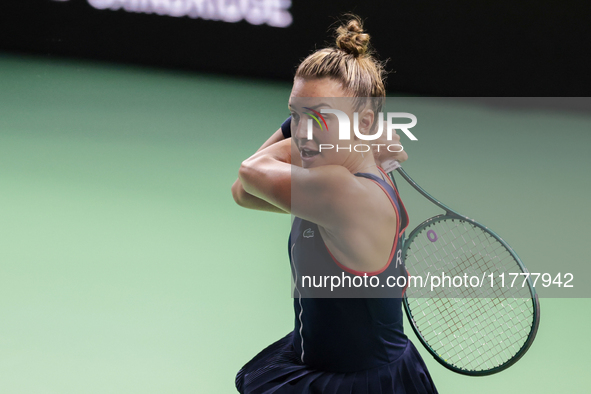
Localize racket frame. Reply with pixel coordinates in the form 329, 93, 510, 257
387, 164, 541, 376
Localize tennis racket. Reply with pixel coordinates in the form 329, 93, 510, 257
385, 161, 540, 376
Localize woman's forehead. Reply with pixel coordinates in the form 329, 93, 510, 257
289, 80, 356, 111
290, 78, 354, 98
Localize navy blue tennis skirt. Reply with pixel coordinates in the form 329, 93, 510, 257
235, 331, 438, 394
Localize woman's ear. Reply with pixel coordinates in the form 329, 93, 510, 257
358, 108, 375, 136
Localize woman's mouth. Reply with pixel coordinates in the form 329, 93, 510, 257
301, 148, 320, 158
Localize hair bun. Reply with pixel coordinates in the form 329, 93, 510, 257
335, 17, 370, 57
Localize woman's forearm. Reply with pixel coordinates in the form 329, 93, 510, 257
255, 128, 286, 153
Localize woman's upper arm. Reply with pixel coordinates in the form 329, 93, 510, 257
291, 165, 363, 228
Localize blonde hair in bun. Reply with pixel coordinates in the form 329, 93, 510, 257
335, 17, 370, 57
295, 14, 387, 114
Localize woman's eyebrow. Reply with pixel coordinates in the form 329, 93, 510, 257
305, 103, 332, 110
288, 102, 333, 112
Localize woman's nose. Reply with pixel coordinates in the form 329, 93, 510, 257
294, 118, 313, 140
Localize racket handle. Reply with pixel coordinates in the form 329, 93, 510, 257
381, 159, 401, 173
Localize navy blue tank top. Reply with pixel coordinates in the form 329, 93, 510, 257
288, 168, 410, 373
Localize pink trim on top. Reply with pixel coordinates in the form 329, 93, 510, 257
377, 166, 396, 190
323, 178, 400, 276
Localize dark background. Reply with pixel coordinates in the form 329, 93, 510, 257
1, 0, 590, 96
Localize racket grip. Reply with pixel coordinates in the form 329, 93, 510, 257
381, 159, 401, 173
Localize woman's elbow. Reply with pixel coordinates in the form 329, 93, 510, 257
238, 159, 259, 195
232, 160, 255, 206
231, 179, 245, 206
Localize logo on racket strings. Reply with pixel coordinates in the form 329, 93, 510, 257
427, 230, 438, 242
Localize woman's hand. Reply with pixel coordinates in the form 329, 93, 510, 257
371, 121, 409, 168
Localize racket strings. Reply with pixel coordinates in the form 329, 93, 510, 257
404, 218, 535, 372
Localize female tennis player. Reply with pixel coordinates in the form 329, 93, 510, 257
231, 15, 438, 394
